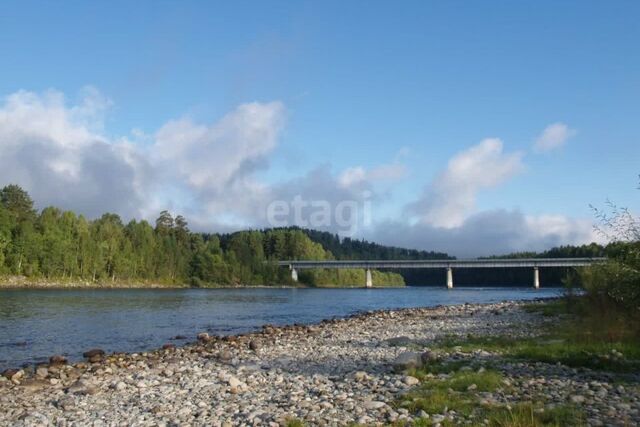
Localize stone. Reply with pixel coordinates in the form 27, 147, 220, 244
83, 349, 105, 358
431, 414, 446, 423
162, 343, 176, 350
35, 367, 49, 378
228, 376, 243, 389
467, 384, 478, 391
18, 379, 49, 392
421, 350, 438, 363
197, 332, 211, 342
115, 381, 127, 391
363, 401, 386, 410
404, 376, 420, 386
249, 340, 261, 351
49, 355, 67, 365
570, 395, 586, 404
392, 352, 423, 372
354, 371, 368, 381
1, 369, 23, 381
218, 350, 233, 361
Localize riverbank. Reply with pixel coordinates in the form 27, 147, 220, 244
1, 300, 638, 426
0, 275, 404, 289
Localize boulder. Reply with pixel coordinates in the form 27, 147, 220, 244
18, 379, 49, 392
421, 350, 438, 364
392, 352, 423, 373
49, 355, 67, 365
89, 354, 102, 363
249, 340, 261, 351
2, 369, 23, 382
404, 376, 420, 386
82, 349, 105, 359
35, 367, 49, 378
197, 332, 211, 342
218, 350, 233, 361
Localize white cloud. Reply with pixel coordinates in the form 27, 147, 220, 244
533, 122, 576, 152
338, 162, 406, 189
0, 89, 286, 223
370, 210, 600, 258
0, 88, 146, 218
0, 88, 599, 257
154, 102, 284, 191
408, 138, 524, 228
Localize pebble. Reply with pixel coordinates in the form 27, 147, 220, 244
0, 300, 637, 426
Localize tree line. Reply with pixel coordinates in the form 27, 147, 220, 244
0, 185, 404, 287
2, 183, 616, 288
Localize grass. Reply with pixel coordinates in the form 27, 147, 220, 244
484, 403, 586, 427
435, 333, 640, 372
397, 368, 586, 426
398, 369, 505, 416
521, 300, 569, 317
431, 297, 640, 373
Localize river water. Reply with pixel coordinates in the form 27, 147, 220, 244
0, 287, 561, 370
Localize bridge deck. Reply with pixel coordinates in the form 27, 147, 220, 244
278, 258, 605, 269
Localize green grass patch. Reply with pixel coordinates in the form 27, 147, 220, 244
285, 419, 305, 427
432, 297, 640, 372
407, 359, 471, 377
522, 300, 568, 317
485, 403, 586, 427
399, 370, 505, 416
435, 333, 640, 373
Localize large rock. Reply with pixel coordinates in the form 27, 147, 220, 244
392, 352, 423, 372
18, 379, 49, 392
82, 348, 105, 358
2, 369, 23, 382
421, 350, 438, 364
49, 355, 67, 365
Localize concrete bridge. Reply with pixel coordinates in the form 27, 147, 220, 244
278, 258, 605, 289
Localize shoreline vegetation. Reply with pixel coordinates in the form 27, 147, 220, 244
0, 185, 409, 289
0, 183, 617, 289
1, 296, 639, 426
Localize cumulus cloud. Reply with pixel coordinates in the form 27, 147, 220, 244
0, 89, 286, 224
533, 122, 576, 152
0, 88, 146, 218
370, 210, 599, 258
407, 138, 524, 228
0, 88, 598, 257
338, 162, 407, 189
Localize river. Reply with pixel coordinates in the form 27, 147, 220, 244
0, 286, 561, 370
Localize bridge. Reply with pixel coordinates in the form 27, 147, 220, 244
277, 258, 605, 289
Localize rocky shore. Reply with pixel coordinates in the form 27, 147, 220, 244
1, 300, 639, 426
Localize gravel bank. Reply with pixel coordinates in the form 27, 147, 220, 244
1, 300, 638, 426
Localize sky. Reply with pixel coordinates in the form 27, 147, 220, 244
0, 1, 638, 257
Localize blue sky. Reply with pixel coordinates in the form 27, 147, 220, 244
0, 1, 638, 256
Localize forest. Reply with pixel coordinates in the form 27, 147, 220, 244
0, 185, 404, 287
1, 183, 612, 288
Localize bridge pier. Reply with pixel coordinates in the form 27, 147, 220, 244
533, 267, 539, 289
291, 267, 298, 282
446, 267, 453, 289
365, 268, 373, 288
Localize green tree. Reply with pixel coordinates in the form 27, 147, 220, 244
0, 184, 36, 224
